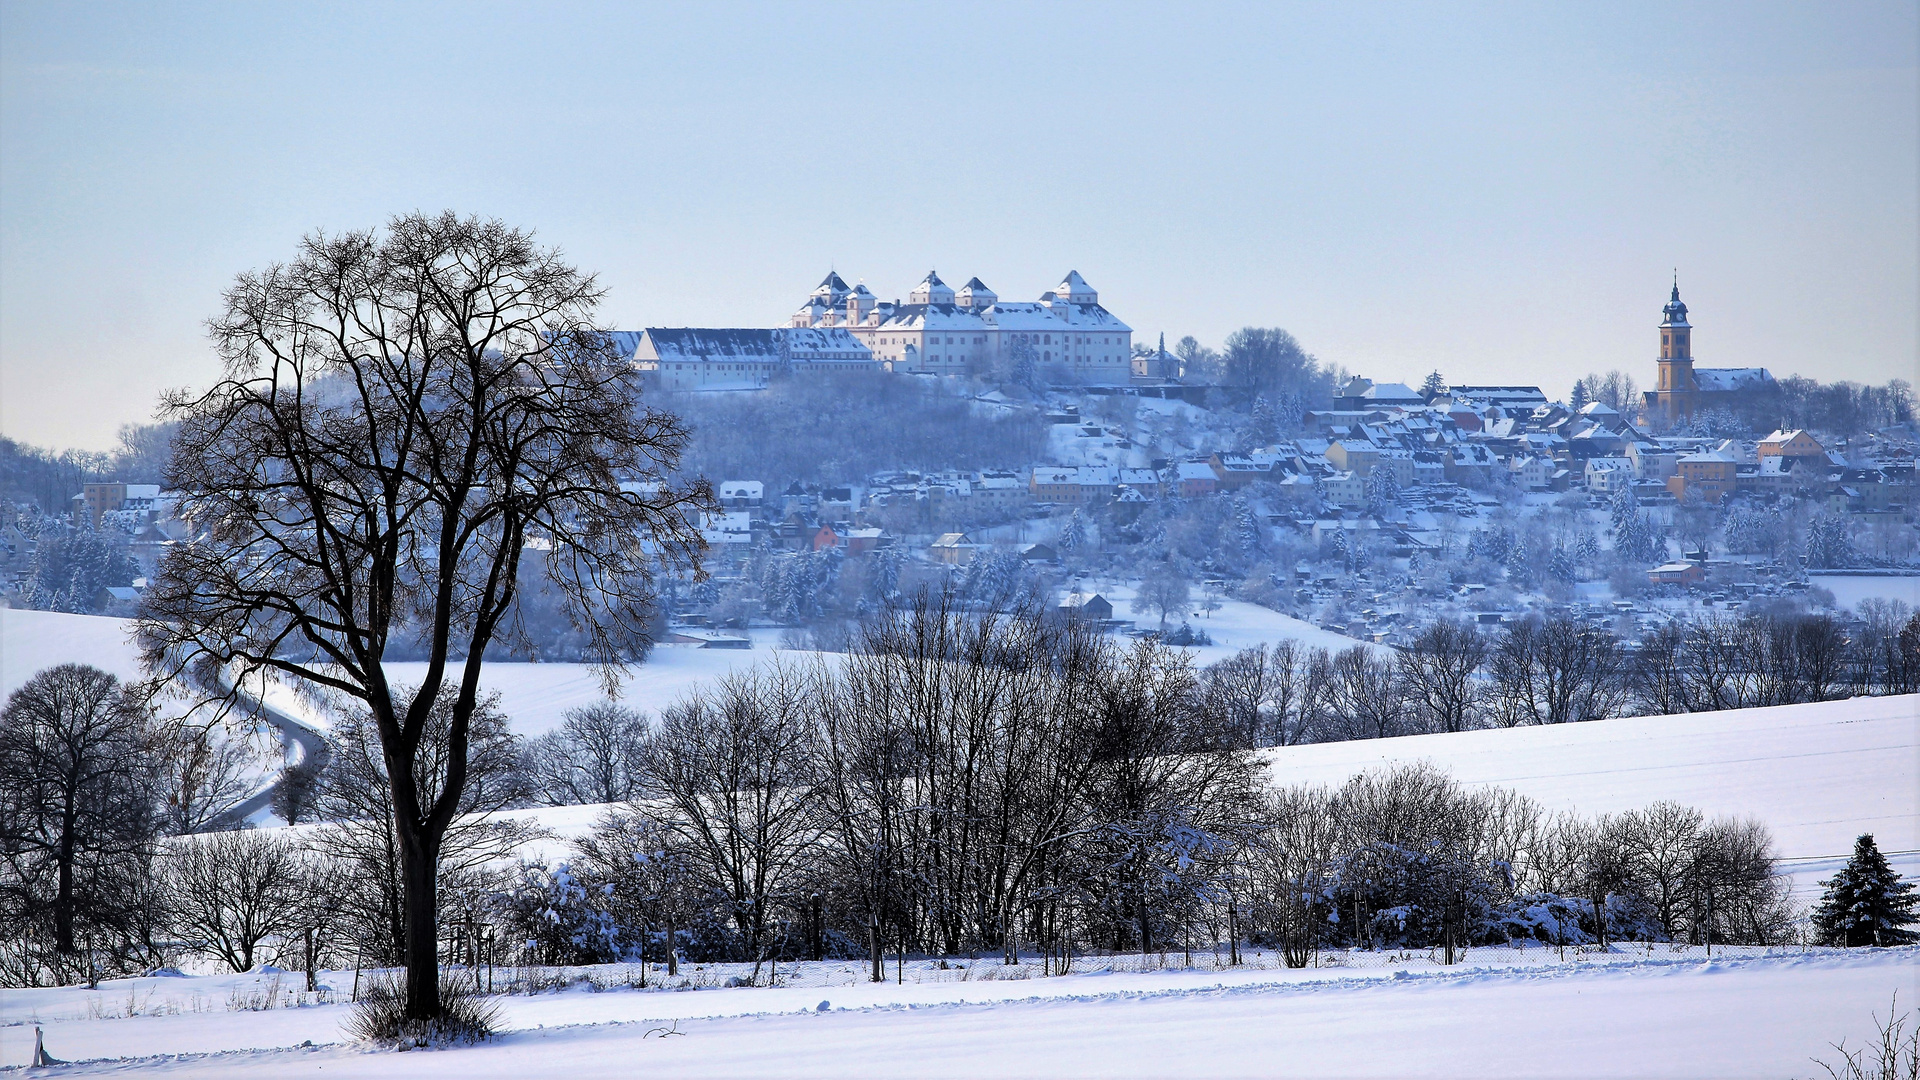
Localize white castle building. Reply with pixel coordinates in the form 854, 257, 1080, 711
791, 270, 1133, 384
630, 269, 1133, 389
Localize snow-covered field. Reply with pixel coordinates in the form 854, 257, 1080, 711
1810, 572, 1920, 611
2, 947, 1912, 1076
0, 608, 146, 698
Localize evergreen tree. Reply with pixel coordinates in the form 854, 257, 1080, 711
1570, 380, 1589, 411
1365, 467, 1400, 516
1247, 396, 1278, 448
1060, 509, 1088, 558
1548, 544, 1577, 584
1420, 370, 1446, 399
1574, 531, 1603, 568
1233, 496, 1262, 564
1326, 525, 1352, 570
1804, 513, 1855, 570
1504, 536, 1531, 586
1812, 834, 1919, 947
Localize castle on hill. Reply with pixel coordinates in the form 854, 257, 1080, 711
791, 270, 1133, 384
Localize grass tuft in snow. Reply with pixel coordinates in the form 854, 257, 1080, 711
345, 971, 501, 1048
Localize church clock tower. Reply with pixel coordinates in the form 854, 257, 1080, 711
1654, 279, 1695, 420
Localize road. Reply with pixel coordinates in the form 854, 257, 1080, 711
209, 671, 331, 827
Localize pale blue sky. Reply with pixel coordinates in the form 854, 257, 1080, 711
2, 1, 1914, 450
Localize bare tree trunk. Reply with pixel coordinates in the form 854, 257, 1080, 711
400, 826, 441, 1022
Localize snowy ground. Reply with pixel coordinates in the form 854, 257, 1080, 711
0, 609, 146, 698
3, 947, 1912, 1077
1809, 573, 1920, 611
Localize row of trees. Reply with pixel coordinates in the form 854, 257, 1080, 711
0, 421, 175, 514
1192, 605, 1917, 749
9, 603, 1914, 988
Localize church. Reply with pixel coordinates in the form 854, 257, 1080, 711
1641, 280, 1775, 428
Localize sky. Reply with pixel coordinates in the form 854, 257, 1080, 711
1, 1, 1915, 451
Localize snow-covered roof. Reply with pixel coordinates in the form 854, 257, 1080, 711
1360, 382, 1423, 402
638, 327, 874, 364
1693, 368, 1775, 392
1055, 270, 1097, 302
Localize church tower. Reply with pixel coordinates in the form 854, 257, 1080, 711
1654, 278, 1696, 419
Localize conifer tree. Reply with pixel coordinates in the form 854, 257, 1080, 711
1812, 834, 1919, 947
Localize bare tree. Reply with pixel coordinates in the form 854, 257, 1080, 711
152, 719, 257, 834
310, 692, 533, 970
641, 665, 819, 980
1132, 570, 1191, 631
1202, 643, 1292, 748
166, 830, 304, 973
1248, 783, 1337, 966
526, 701, 649, 806
137, 213, 707, 1022
1489, 618, 1626, 725
0, 665, 161, 972
1398, 620, 1485, 734
1325, 645, 1406, 740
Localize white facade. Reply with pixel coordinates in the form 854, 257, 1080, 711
792, 270, 1133, 384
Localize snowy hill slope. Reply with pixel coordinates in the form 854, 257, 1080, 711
0, 609, 146, 697
1259, 694, 1920, 901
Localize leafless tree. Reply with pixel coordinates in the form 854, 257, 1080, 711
137, 212, 707, 1022
1398, 620, 1485, 734
152, 718, 257, 834
1132, 569, 1192, 631
1202, 641, 1305, 748
641, 665, 819, 980
166, 829, 304, 973
1615, 800, 1704, 940
526, 701, 650, 806
1247, 783, 1337, 967
1489, 617, 1626, 725
1629, 622, 1692, 716
309, 692, 536, 969
0, 664, 161, 973
1324, 645, 1406, 740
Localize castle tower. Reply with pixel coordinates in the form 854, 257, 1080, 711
909, 271, 954, 306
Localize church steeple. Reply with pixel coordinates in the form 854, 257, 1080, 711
1660, 277, 1691, 358
1656, 277, 1694, 399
